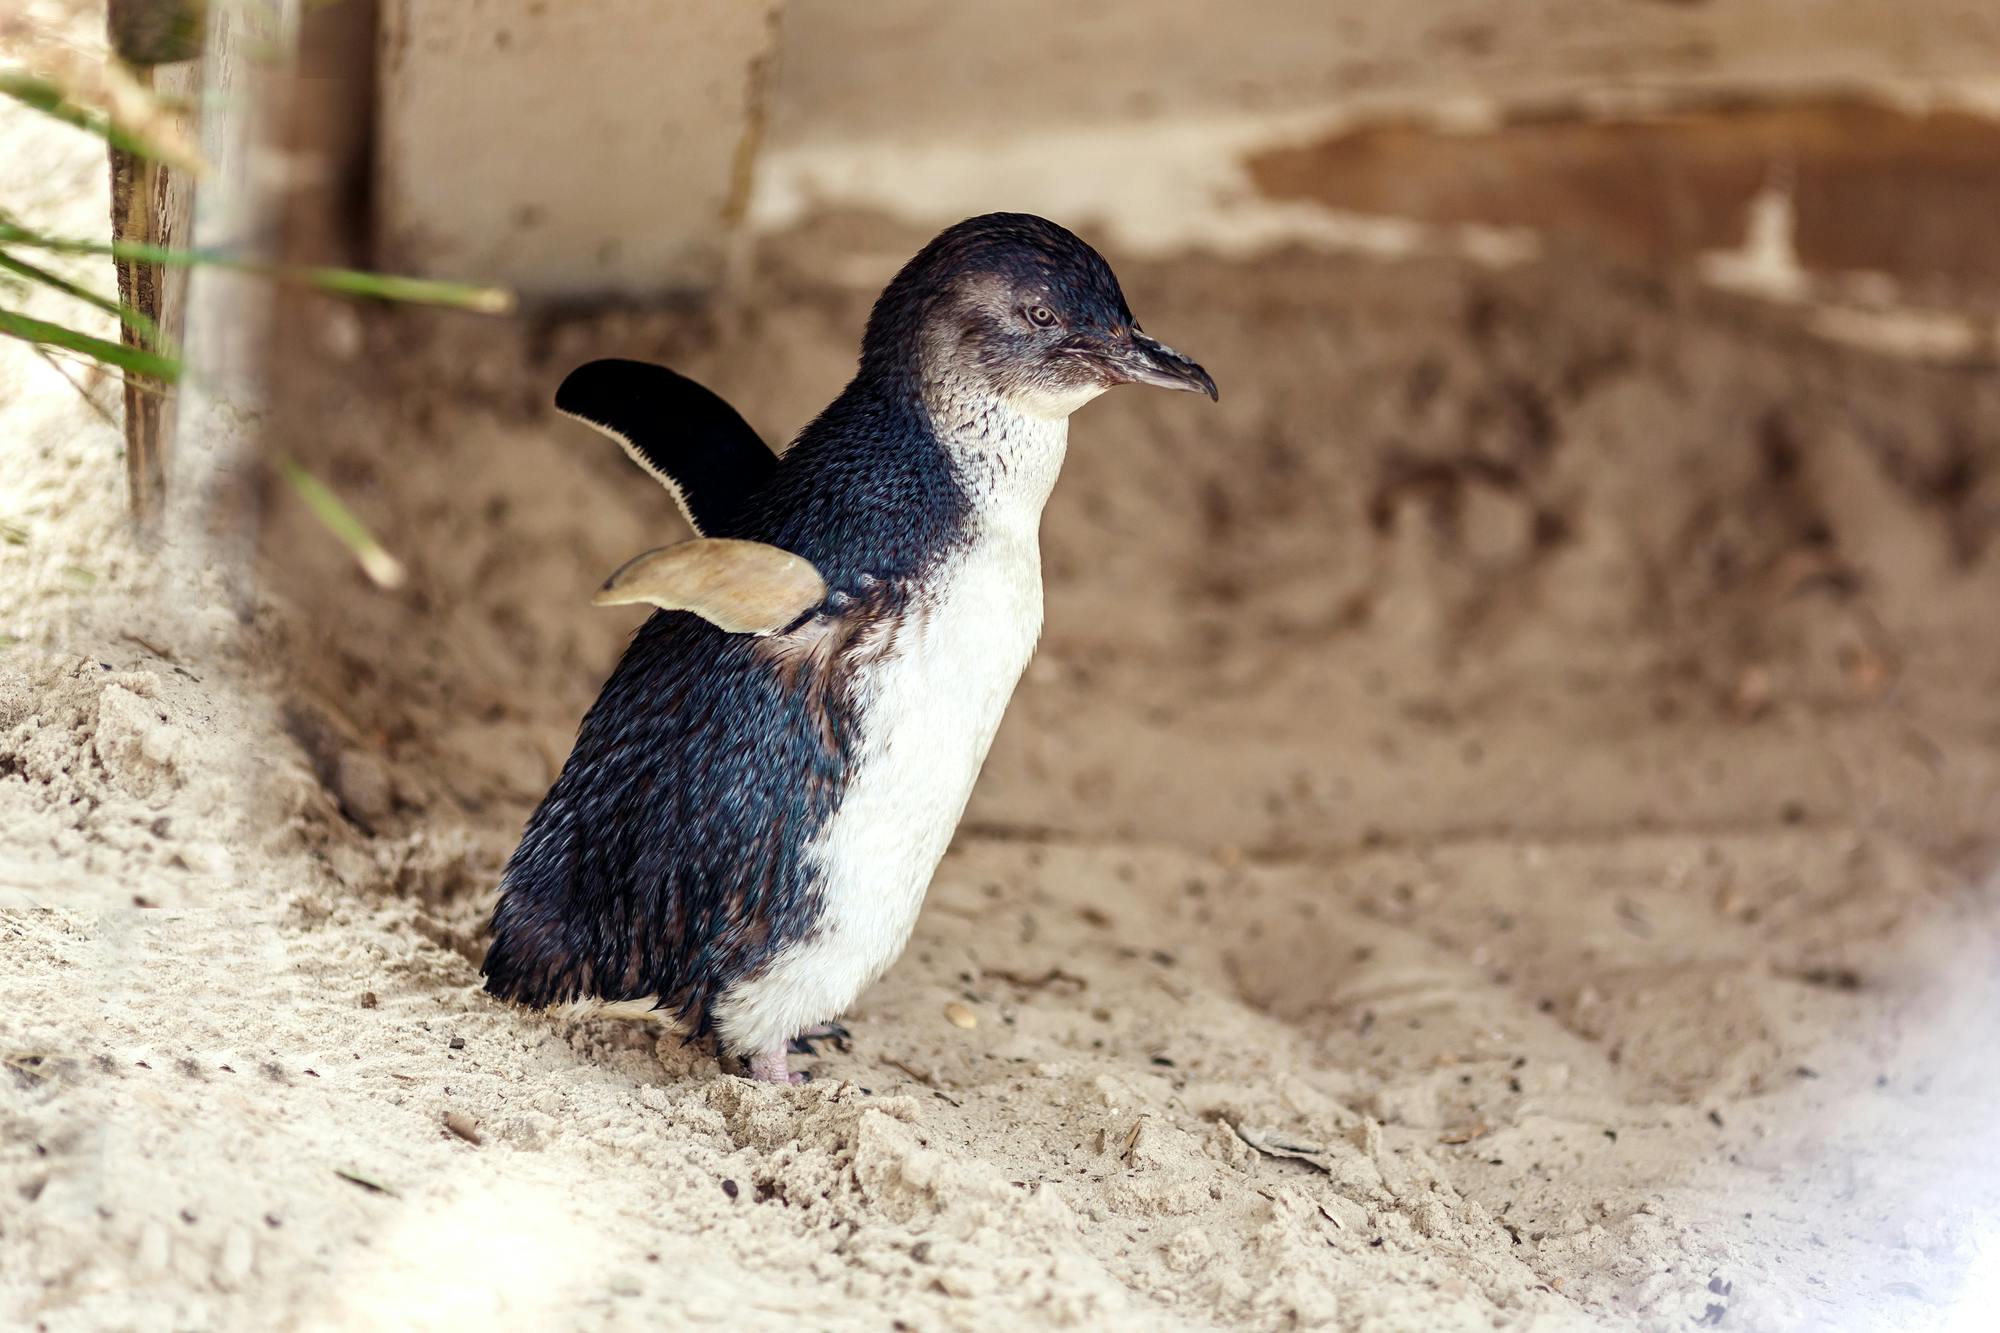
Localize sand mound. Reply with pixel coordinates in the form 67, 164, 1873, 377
8, 193, 2000, 1330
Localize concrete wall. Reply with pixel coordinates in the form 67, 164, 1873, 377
755, 1, 2000, 323
770, 0, 2000, 145
375, 0, 780, 299
372, 1, 2000, 305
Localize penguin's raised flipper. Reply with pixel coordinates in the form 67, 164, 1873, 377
591, 538, 827, 635
555, 359, 777, 537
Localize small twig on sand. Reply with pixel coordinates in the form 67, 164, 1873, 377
119, 631, 175, 660
882, 1056, 938, 1087
881, 1056, 961, 1106
979, 965, 1087, 991
333, 1167, 397, 1197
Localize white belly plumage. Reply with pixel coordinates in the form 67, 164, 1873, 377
709, 525, 1046, 1053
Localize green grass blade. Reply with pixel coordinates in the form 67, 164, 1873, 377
0, 222, 514, 314
292, 266, 515, 314
0, 307, 180, 382
276, 455, 406, 589
0, 249, 164, 347
0, 74, 194, 169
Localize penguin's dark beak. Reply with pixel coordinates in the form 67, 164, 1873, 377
1092, 328, 1218, 401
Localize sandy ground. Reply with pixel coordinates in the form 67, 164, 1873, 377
10, 104, 2000, 1333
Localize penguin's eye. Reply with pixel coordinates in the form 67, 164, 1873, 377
1026, 304, 1057, 329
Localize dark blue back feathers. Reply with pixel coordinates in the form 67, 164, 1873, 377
481, 617, 843, 1031
483, 381, 968, 1034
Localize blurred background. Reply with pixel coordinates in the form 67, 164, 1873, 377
5, 2, 2000, 1329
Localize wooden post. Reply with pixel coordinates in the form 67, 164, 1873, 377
106, 1, 204, 526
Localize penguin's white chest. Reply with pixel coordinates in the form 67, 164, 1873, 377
825, 528, 1045, 921
711, 524, 1045, 1053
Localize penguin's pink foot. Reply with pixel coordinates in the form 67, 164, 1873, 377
745, 1047, 806, 1085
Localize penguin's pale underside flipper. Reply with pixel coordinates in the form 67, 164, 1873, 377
592, 538, 827, 635
555, 359, 777, 537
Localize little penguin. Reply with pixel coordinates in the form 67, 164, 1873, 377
482, 213, 1216, 1084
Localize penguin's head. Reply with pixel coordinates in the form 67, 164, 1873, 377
863, 213, 1217, 421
